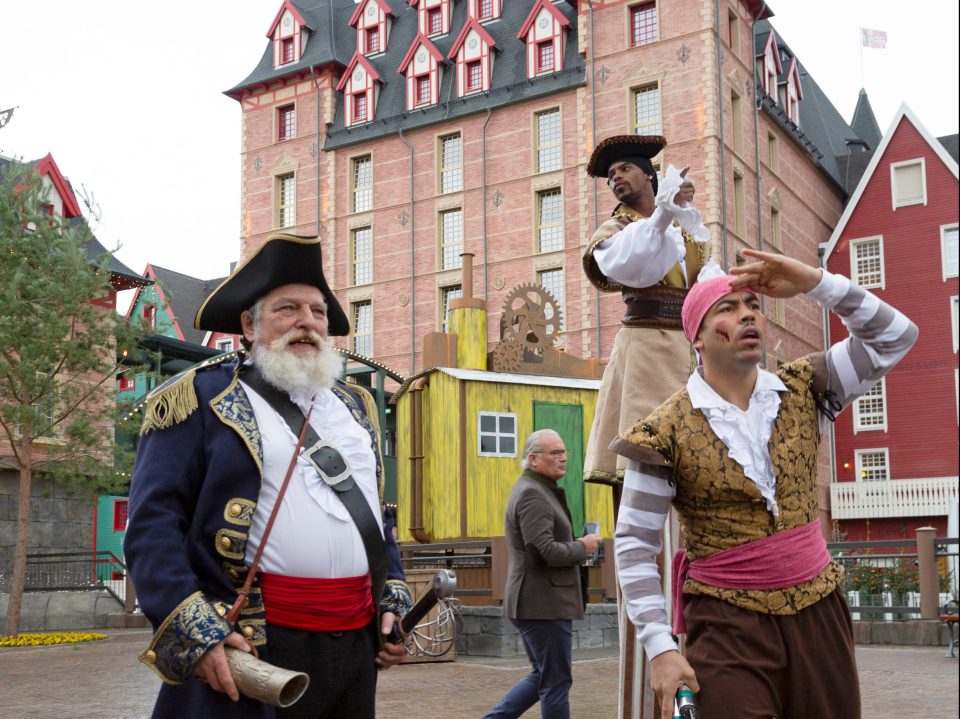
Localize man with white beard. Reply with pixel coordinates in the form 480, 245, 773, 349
125, 234, 411, 719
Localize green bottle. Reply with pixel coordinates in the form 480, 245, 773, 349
674, 684, 697, 719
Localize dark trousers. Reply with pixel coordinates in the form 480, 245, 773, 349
267, 623, 379, 719
484, 619, 574, 719
684, 589, 860, 719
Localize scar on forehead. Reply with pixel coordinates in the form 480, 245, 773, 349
714, 328, 730, 342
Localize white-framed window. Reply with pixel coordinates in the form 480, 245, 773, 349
440, 208, 463, 270
277, 173, 296, 228
352, 300, 373, 356
440, 284, 462, 332
951, 296, 958, 353
216, 338, 235, 353
771, 297, 785, 327
537, 188, 563, 253
730, 88, 742, 155
732, 171, 745, 237
890, 158, 927, 209
770, 206, 782, 249
632, 83, 661, 136
439, 133, 463, 194
942, 224, 958, 280
535, 108, 561, 173
853, 378, 888, 432
351, 155, 372, 213
537, 268, 565, 331
477, 411, 517, 457
142, 303, 157, 330
855, 448, 889, 482
850, 237, 884, 289
352, 226, 373, 285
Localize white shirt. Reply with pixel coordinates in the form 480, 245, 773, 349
241, 383, 383, 578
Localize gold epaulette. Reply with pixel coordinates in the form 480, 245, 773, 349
140, 352, 240, 435
348, 382, 381, 436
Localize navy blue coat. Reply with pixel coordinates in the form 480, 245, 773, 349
124, 358, 408, 718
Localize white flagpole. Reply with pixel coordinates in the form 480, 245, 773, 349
859, 28, 864, 88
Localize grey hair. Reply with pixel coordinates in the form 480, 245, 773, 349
520, 429, 561, 469
240, 298, 266, 350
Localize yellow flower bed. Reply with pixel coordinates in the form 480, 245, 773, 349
0, 631, 107, 647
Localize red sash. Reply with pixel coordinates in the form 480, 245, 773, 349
259, 572, 375, 631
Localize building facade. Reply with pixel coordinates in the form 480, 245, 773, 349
822, 105, 959, 542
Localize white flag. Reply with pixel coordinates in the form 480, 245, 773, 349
860, 28, 887, 49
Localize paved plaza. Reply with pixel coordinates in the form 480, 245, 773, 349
0, 628, 956, 718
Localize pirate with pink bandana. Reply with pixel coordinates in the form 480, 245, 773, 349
612, 250, 917, 719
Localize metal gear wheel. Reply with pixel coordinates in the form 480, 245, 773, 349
501, 283, 562, 351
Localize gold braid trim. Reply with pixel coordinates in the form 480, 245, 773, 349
140, 369, 198, 435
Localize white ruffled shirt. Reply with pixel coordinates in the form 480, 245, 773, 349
241, 382, 382, 578
687, 368, 787, 517
593, 165, 710, 288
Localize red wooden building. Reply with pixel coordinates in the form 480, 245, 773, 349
821, 104, 959, 541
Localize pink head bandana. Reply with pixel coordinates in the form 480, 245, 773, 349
681, 274, 739, 343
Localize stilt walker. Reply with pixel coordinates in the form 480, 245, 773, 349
581, 135, 709, 718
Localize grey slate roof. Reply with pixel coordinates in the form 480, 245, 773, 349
148, 265, 228, 345
850, 88, 882, 150
835, 133, 960, 195
228, 0, 584, 150
754, 19, 864, 192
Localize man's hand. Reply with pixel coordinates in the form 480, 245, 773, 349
194, 631, 253, 702
729, 248, 823, 299
650, 650, 699, 719
578, 533, 603, 556
672, 167, 696, 207
376, 612, 406, 670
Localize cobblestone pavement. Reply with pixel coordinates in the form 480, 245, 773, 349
0, 629, 956, 718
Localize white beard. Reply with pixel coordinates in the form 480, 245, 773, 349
250, 330, 345, 399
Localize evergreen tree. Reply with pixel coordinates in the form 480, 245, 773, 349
0, 159, 141, 635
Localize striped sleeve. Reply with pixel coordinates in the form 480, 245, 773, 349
614, 459, 679, 659
808, 270, 919, 431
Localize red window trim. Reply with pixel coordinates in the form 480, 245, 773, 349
278, 105, 295, 141
353, 92, 368, 122
113, 500, 128, 531
466, 61, 482, 91
428, 7, 442, 34
282, 37, 295, 64
630, 2, 656, 48
416, 75, 431, 105
537, 40, 554, 74
142, 303, 156, 328
479, 0, 493, 20
366, 26, 380, 54
118, 376, 135, 392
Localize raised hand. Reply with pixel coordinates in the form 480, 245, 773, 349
729, 249, 822, 299
672, 166, 696, 207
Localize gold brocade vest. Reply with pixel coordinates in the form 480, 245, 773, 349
615, 355, 842, 615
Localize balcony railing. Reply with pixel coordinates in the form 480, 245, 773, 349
830, 476, 959, 519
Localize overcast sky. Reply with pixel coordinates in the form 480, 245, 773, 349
2, 1, 957, 297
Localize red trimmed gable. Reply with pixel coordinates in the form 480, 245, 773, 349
336, 52, 382, 91
449, 17, 496, 57
517, 0, 569, 39
448, 18, 497, 96
266, 0, 308, 38
349, 0, 394, 27
397, 33, 444, 74
32, 153, 82, 218
758, 30, 782, 99
517, 0, 569, 78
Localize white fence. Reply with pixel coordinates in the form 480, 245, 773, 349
830, 476, 959, 519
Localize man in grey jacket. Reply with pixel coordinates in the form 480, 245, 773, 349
485, 430, 603, 719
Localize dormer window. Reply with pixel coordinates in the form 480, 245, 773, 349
468, 0, 500, 22
398, 34, 444, 110
537, 41, 554, 74
269, 2, 310, 69
428, 7, 442, 34
336, 52, 381, 125
350, 0, 392, 57
757, 30, 782, 101
517, 0, 570, 79
780, 58, 803, 125
413, 0, 451, 37
449, 18, 497, 96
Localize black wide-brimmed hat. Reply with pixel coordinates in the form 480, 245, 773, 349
586, 134, 667, 178
194, 233, 349, 336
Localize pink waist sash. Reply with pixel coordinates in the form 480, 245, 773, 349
671, 520, 831, 634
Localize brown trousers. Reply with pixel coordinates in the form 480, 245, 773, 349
684, 589, 860, 719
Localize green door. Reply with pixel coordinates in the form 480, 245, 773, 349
533, 401, 585, 534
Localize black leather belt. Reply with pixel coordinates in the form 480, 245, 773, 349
622, 286, 688, 329
242, 367, 388, 647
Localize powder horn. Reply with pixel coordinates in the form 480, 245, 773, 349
224, 647, 310, 708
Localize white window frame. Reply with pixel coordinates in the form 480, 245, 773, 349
477, 411, 518, 458
890, 157, 927, 209
351, 155, 373, 214
941, 223, 959, 280
854, 448, 890, 482
537, 267, 565, 331
216, 338, 235, 353
439, 133, 463, 194
440, 284, 462, 332
853, 378, 888, 433
351, 300, 373, 357
536, 188, 564, 253
535, 108, 561, 174
439, 207, 464, 270
952, 296, 959, 353
849, 236, 885, 290
632, 83, 662, 136
352, 226, 373, 286
276, 172, 296, 228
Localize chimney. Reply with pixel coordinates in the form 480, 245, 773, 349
448, 253, 487, 371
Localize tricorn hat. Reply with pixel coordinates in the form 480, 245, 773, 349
194, 233, 349, 336
586, 134, 667, 178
